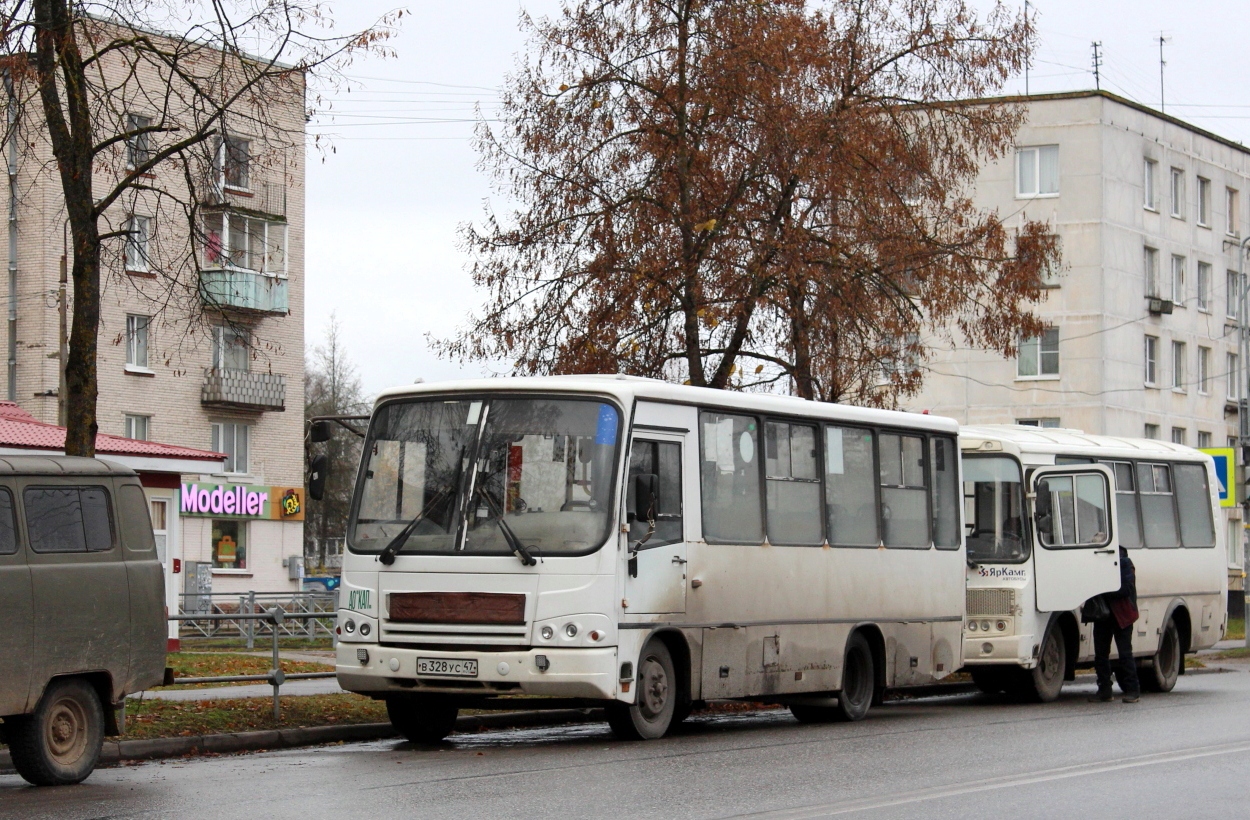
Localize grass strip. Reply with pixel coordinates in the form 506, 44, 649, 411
122, 693, 387, 740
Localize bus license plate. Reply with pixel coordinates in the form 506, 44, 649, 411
416, 657, 478, 678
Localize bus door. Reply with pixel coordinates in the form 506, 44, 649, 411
1029, 465, 1121, 612
625, 432, 686, 613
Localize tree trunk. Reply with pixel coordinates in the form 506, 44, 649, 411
63, 235, 100, 456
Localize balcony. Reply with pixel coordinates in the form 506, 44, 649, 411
204, 181, 287, 218
200, 268, 289, 315
202, 368, 286, 411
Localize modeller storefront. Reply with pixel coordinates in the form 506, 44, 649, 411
180, 480, 305, 593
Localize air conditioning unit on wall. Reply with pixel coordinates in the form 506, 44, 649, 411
1148, 297, 1174, 315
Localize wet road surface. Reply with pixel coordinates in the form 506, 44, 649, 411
3, 672, 1249, 819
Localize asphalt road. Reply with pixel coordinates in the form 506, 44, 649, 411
4, 671, 1250, 819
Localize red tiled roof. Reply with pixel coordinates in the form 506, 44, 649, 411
0, 401, 225, 461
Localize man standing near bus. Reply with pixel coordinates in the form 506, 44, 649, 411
1090, 546, 1141, 704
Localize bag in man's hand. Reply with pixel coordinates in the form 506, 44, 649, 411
1081, 594, 1111, 624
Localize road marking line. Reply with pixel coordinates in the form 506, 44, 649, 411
731, 739, 1250, 818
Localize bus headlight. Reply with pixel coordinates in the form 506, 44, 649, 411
980, 620, 991, 632
967, 621, 977, 631
344, 619, 356, 634
359, 622, 371, 637
564, 623, 578, 638
540, 625, 554, 641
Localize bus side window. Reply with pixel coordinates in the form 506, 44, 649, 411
879, 432, 929, 547
930, 437, 960, 549
1137, 463, 1180, 548
1100, 460, 1142, 549
1174, 463, 1216, 547
700, 412, 763, 544
764, 421, 822, 546
627, 440, 683, 547
825, 425, 878, 547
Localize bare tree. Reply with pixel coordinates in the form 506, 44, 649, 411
0, 1, 398, 454
445, 0, 1060, 405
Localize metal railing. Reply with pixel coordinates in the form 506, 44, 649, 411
178, 591, 337, 647
167, 607, 337, 719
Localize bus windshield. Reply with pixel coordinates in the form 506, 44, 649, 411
349, 396, 621, 557
963, 455, 1029, 564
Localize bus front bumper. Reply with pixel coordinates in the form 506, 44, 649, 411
336, 644, 620, 701
962, 634, 1037, 667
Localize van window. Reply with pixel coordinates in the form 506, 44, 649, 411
700, 411, 763, 544
931, 437, 960, 549
118, 484, 158, 554
1100, 461, 1142, 549
879, 432, 929, 547
1174, 463, 1216, 547
0, 488, 15, 554
25, 486, 114, 553
1137, 463, 1180, 548
764, 421, 822, 545
825, 426, 878, 546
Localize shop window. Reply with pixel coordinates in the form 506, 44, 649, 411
212, 518, 247, 570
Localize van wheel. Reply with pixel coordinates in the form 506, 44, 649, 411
386, 695, 459, 744
607, 640, 677, 740
1142, 618, 1182, 693
1019, 625, 1066, 703
7, 678, 105, 786
834, 632, 875, 722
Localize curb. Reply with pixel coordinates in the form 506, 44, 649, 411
0, 708, 603, 774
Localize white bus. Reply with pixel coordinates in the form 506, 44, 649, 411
959, 425, 1227, 700
331, 376, 967, 741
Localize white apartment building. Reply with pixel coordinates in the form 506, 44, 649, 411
913, 90, 1246, 598
2, 23, 306, 597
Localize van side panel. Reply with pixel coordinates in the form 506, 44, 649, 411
0, 539, 33, 714
116, 481, 167, 692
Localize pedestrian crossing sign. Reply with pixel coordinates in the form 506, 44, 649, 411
1200, 447, 1235, 508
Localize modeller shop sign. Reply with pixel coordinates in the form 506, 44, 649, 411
181, 482, 305, 520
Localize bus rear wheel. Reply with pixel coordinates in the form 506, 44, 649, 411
607, 640, 677, 740
386, 694, 459, 744
1141, 617, 1182, 693
1017, 625, 1066, 703
7, 678, 105, 786
788, 633, 875, 723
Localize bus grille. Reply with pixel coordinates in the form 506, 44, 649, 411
967, 588, 1015, 616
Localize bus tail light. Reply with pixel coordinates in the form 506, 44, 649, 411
589, 630, 603, 642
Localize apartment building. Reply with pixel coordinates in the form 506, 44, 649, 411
2, 23, 306, 594
913, 91, 1247, 597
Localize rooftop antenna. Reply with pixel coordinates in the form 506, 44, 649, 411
1091, 41, 1102, 91
1158, 33, 1171, 112
1024, 0, 1031, 95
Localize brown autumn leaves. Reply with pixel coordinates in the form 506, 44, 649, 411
445, 0, 1060, 406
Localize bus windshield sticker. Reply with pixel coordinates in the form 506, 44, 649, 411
716, 419, 735, 471
466, 401, 482, 426
827, 427, 845, 475
595, 404, 619, 445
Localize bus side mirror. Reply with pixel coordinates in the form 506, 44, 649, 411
310, 420, 333, 443
1033, 480, 1053, 541
629, 473, 658, 524
309, 453, 329, 501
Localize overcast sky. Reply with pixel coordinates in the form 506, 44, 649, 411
306, 0, 1250, 398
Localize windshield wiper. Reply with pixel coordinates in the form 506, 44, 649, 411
475, 486, 538, 566
377, 485, 453, 566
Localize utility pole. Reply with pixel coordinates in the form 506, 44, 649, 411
1237, 233, 1250, 646
1158, 33, 1171, 112
1091, 42, 1102, 91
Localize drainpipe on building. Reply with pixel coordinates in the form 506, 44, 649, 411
1238, 233, 1250, 647
58, 220, 68, 426
4, 69, 16, 403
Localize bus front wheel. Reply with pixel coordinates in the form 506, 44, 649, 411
1018, 625, 1066, 703
386, 694, 459, 744
607, 640, 677, 740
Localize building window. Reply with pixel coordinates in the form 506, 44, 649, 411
1171, 427, 1186, 445
1144, 335, 1158, 386
126, 113, 152, 169
211, 422, 249, 474
1198, 346, 1211, 394
1144, 247, 1159, 297
1016, 145, 1059, 197
212, 325, 249, 372
1171, 255, 1185, 306
1016, 418, 1060, 428
1170, 167, 1184, 218
1017, 328, 1059, 377
201, 212, 286, 274
1143, 158, 1157, 210
211, 518, 247, 570
123, 414, 149, 441
1197, 262, 1211, 312
1228, 352, 1241, 400
216, 135, 250, 190
1172, 341, 1186, 391
124, 215, 150, 272
125, 314, 150, 369
1198, 431, 1213, 449
1144, 423, 1160, 440
1231, 270, 1244, 320
1197, 176, 1211, 226
1228, 188, 1240, 236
